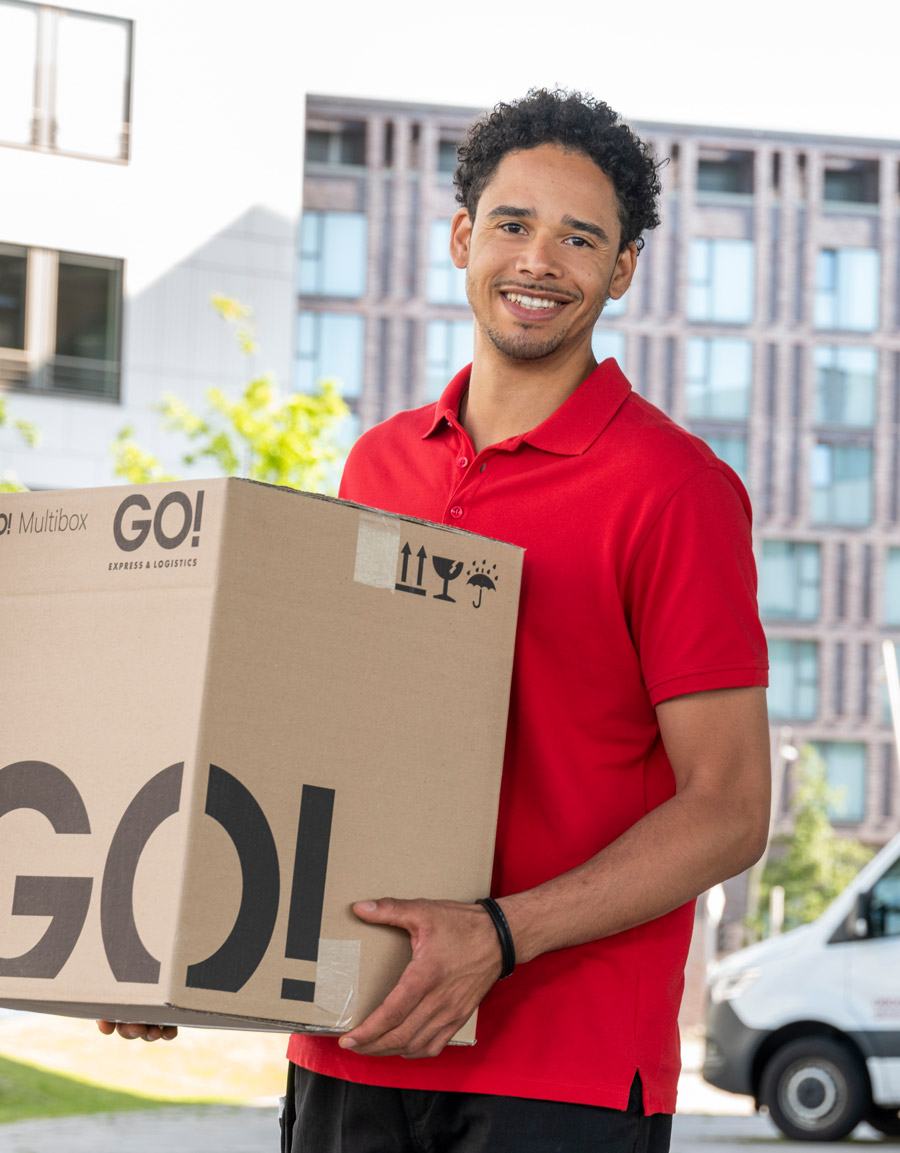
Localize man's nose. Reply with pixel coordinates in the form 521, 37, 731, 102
515, 233, 561, 278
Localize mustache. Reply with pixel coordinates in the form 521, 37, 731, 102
493, 281, 580, 303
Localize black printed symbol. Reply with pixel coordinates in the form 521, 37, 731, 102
396, 543, 427, 596
466, 561, 498, 608
432, 556, 464, 602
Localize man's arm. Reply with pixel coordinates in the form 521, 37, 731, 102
337, 685, 770, 1059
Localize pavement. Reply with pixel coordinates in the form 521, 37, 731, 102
0, 1027, 889, 1151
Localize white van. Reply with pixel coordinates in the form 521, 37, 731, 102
702, 831, 900, 1141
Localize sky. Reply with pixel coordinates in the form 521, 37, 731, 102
297, 0, 900, 142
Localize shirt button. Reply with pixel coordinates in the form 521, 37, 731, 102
450, 506, 463, 519
457, 456, 469, 469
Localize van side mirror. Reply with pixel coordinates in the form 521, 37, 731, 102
830, 891, 870, 944
849, 891, 870, 939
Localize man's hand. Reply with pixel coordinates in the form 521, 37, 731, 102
96, 1020, 177, 1042
337, 897, 503, 1058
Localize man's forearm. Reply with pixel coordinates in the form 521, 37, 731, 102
500, 779, 767, 965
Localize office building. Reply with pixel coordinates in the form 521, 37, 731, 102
301, 93, 900, 850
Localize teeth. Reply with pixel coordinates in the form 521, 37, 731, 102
505, 292, 561, 311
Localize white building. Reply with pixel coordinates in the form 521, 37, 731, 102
0, 0, 307, 489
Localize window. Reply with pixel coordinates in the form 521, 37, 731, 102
438, 139, 458, 174
768, 638, 818, 720
0, 245, 123, 397
0, 244, 27, 352
759, 541, 821, 621
703, 433, 747, 483
687, 239, 755, 323
0, 2, 132, 161
685, 337, 752, 419
696, 151, 753, 195
425, 320, 472, 401
811, 442, 873, 526
814, 248, 879, 331
870, 855, 900, 938
53, 252, 123, 395
813, 346, 877, 427
426, 221, 467, 306
299, 211, 367, 299
304, 123, 366, 167
296, 312, 364, 399
812, 741, 867, 822
886, 548, 900, 626
823, 159, 879, 205
591, 327, 625, 367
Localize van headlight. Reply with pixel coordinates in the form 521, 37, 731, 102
709, 967, 761, 1004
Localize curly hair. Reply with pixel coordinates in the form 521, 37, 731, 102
455, 88, 662, 253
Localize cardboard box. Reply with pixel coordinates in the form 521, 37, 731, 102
0, 480, 522, 1042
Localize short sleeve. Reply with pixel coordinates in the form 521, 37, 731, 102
625, 465, 768, 706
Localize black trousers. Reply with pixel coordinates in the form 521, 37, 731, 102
282, 1064, 672, 1153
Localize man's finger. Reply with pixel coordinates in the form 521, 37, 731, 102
95, 1021, 177, 1042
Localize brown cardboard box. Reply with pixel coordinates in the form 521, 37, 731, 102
0, 480, 522, 1041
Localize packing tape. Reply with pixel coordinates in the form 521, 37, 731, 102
354, 512, 400, 590
314, 938, 361, 1028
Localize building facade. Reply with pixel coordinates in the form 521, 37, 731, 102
0, 0, 306, 488
300, 93, 900, 849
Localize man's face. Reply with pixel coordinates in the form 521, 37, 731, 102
450, 144, 637, 365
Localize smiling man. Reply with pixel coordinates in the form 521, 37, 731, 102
103, 89, 771, 1153
281, 89, 771, 1153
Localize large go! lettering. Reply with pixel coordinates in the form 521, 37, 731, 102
0, 760, 334, 1001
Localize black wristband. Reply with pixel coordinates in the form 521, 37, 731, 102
477, 897, 516, 980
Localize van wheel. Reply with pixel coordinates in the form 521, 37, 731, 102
760, 1037, 868, 1142
867, 1106, 900, 1138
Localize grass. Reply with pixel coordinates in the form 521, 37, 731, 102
0, 1014, 289, 1107
0, 1052, 211, 1123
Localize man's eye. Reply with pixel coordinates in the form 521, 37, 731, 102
567, 236, 591, 247
501, 222, 524, 233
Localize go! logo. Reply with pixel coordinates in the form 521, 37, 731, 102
113, 491, 205, 552
0, 759, 334, 1002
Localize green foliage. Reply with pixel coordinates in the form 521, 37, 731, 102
112, 296, 350, 493
752, 745, 874, 935
0, 398, 39, 493
0, 1053, 205, 1122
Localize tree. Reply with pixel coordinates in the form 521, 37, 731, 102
112, 295, 350, 492
750, 745, 874, 936
0, 398, 39, 493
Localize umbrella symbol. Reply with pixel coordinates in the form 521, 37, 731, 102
466, 567, 497, 608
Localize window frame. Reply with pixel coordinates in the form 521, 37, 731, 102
0, 0, 133, 163
0, 243, 124, 400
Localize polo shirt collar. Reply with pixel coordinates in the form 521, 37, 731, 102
424, 359, 632, 457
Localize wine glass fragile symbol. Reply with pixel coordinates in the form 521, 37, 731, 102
431, 556, 463, 601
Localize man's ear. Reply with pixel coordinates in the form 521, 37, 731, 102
608, 241, 638, 300
449, 208, 472, 270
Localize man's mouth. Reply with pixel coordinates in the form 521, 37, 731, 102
503, 291, 567, 312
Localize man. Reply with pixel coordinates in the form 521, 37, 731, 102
103, 89, 770, 1153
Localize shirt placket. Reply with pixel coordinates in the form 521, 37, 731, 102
440, 421, 500, 526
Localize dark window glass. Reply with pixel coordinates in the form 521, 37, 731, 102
438, 140, 458, 173
0, 245, 27, 349
338, 125, 366, 166
697, 153, 753, 195
823, 160, 879, 205
304, 130, 330, 163
52, 253, 121, 397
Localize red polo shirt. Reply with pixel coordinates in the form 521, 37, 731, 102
288, 359, 768, 1113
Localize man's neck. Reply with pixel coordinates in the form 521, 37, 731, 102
460, 340, 597, 454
